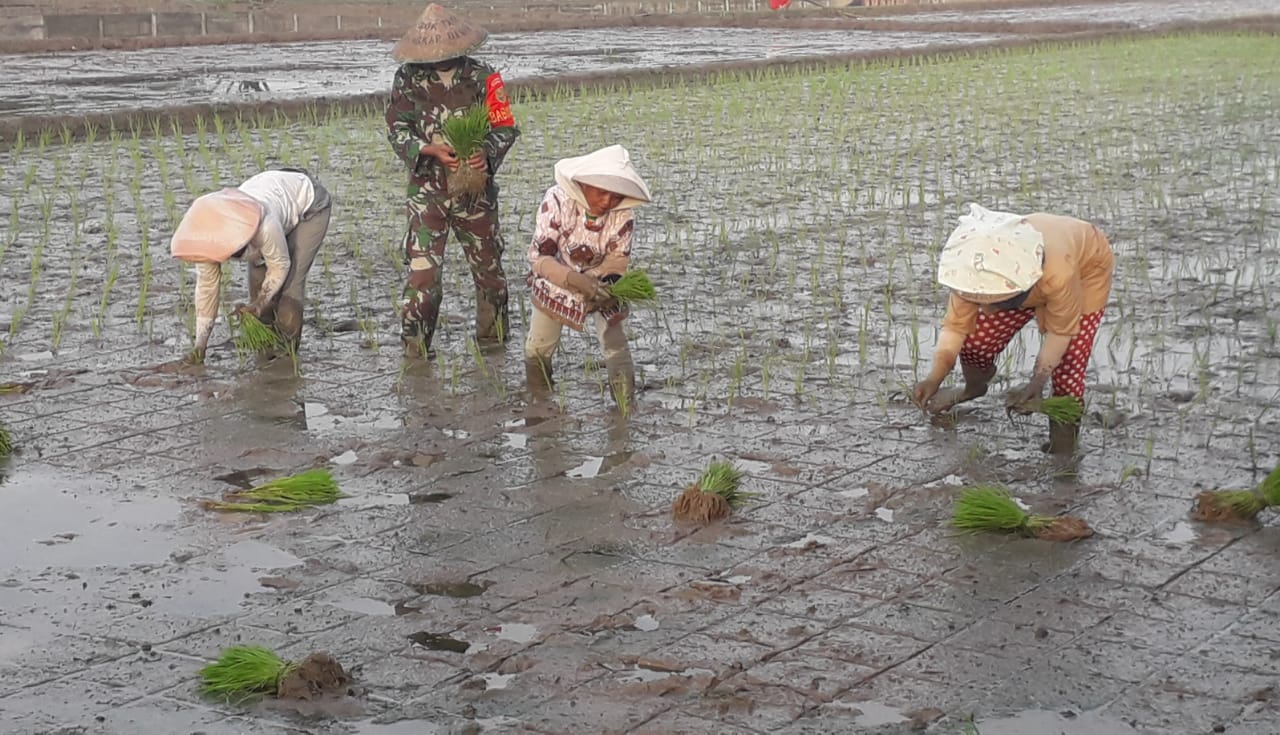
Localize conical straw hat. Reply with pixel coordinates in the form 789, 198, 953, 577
391, 4, 489, 64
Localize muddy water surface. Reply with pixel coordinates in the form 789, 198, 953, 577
2, 27, 1005, 117
0, 31, 1278, 734
893, 0, 1280, 26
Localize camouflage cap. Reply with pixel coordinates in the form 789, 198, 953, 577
391, 4, 489, 64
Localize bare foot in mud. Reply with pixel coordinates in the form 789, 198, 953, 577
927, 385, 987, 413
276, 653, 349, 700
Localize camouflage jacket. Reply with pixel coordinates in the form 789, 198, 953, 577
385, 57, 520, 197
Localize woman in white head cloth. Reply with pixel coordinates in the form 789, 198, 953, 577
912, 204, 1114, 454
524, 144, 652, 406
169, 167, 332, 365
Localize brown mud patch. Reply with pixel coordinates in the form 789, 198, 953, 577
8, 23, 1274, 149
276, 652, 350, 700
672, 484, 733, 524
1031, 515, 1095, 542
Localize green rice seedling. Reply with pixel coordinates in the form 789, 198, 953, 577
951, 485, 1093, 542
440, 104, 490, 197
201, 469, 341, 513
1191, 489, 1265, 522
607, 270, 658, 305
672, 460, 757, 523
234, 312, 281, 355
604, 271, 655, 304
0, 422, 13, 456
1193, 463, 1280, 522
1038, 396, 1085, 424
199, 645, 295, 700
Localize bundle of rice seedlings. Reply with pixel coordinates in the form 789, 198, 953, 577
235, 311, 281, 355
950, 485, 1093, 542
201, 468, 341, 513
1191, 489, 1265, 522
0, 422, 12, 457
607, 270, 658, 305
1192, 463, 1280, 522
199, 645, 296, 700
1038, 395, 1084, 424
672, 461, 757, 523
441, 104, 491, 197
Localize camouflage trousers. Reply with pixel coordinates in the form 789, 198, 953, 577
400, 185, 509, 350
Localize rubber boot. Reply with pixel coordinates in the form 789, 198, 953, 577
475, 288, 509, 345
1046, 419, 1080, 456
525, 356, 554, 397
605, 353, 636, 411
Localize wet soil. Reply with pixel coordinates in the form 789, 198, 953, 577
1, 25, 1279, 735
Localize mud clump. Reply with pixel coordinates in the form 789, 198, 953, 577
1032, 516, 1095, 542
672, 484, 732, 524
276, 653, 349, 700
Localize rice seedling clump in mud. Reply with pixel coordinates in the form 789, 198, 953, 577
951, 485, 1094, 542
673, 461, 758, 524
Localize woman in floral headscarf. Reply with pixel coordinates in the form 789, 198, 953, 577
912, 204, 1114, 454
524, 144, 652, 407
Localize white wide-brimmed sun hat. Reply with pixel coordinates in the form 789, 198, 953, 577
391, 4, 489, 64
936, 203, 1045, 300
169, 188, 264, 264
553, 145, 653, 211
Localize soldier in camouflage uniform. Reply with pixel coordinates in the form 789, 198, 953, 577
385, 4, 520, 357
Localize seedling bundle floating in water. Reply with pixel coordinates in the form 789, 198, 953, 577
201, 468, 342, 513
1191, 464, 1280, 522
950, 485, 1094, 542
441, 104, 491, 197
0, 422, 12, 457
607, 270, 658, 305
672, 460, 758, 523
200, 645, 349, 702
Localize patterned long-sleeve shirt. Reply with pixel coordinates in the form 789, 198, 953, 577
385, 58, 520, 195
527, 185, 635, 330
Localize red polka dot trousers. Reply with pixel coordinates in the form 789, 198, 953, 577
958, 309, 1104, 400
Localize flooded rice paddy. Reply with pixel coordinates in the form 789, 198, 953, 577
2, 22, 1280, 735
2, 27, 1006, 118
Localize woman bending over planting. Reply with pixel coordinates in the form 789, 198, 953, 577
525, 145, 653, 406
912, 204, 1114, 455
169, 167, 332, 364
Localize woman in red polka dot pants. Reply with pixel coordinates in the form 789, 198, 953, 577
912, 204, 1114, 455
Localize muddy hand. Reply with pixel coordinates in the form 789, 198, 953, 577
233, 302, 260, 319
911, 379, 940, 413
1005, 382, 1044, 416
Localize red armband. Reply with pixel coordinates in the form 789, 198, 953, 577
485, 73, 516, 128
